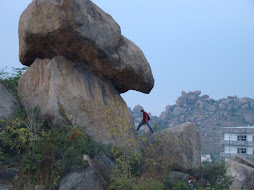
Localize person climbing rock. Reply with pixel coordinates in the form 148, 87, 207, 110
136, 109, 154, 133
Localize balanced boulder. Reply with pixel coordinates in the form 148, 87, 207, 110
19, 0, 154, 93
18, 0, 154, 144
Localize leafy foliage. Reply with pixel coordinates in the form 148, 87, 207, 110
196, 161, 232, 189
0, 107, 104, 189
0, 67, 27, 97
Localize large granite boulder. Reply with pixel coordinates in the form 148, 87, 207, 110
226, 155, 254, 190
18, 56, 135, 144
0, 83, 19, 119
58, 167, 105, 190
19, 0, 154, 94
144, 123, 201, 175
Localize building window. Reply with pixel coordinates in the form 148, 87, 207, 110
253, 148, 254, 155
253, 136, 254, 141
237, 148, 247, 154
237, 135, 247, 141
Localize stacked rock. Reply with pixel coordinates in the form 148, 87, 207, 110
17, 0, 154, 144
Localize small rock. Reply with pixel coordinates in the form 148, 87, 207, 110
0, 184, 12, 190
34, 185, 43, 190
208, 105, 217, 112
168, 171, 189, 182
172, 107, 184, 116
59, 167, 105, 190
244, 114, 254, 124
0, 168, 19, 184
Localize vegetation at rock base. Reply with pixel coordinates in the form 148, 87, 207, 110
104, 102, 232, 190
0, 107, 104, 189
0, 67, 232, 189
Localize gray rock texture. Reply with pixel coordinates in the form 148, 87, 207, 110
92, 153, 115, 182
0, 168, 19, 184
226, 156, 254, 190
0, 184, 12, 190
18, 56, 134, 144
0, 83, 19, 119
19, 0, 154, 94
167, 171, 189, 182
58, 167, 105, 190
230, 155, 254, 169
144, 123, 201, 174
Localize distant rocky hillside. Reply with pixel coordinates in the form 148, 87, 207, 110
130, 91, 254, 157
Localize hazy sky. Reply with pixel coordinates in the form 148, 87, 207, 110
0, 0, 254, 116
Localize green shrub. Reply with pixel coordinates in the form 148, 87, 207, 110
0, 67, 27, 97
0, 107, 104, 189
196, 161, 232, 189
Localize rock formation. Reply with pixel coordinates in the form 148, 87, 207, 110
144, 123, 201, 175
0, 83, 19, 119
226, 155, 254, 190
18, 0, 154, 143
18, 0, 154, 94
131, 91, 254, 157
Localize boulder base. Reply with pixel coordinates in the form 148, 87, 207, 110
18, 56, 134, 144
144, 122, 201, 176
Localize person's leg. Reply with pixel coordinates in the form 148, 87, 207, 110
146, 122, 154, 133
136, 121, 145, 131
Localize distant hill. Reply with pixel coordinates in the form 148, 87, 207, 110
130, 90, 254, 158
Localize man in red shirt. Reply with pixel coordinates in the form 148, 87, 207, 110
136, 109, 154, 133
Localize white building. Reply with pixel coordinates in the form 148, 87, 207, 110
220, 127, 254, 160
201, 155, 212, 163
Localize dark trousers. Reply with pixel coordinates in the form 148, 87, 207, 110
136, 121, 154, 133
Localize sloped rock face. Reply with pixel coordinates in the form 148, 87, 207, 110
58, 167, 105, 190
0, 83, 19, 119
144, 123, 201, 175
226, 156, 254, 190
19, 0, 154, 94
18, 56, 133, 144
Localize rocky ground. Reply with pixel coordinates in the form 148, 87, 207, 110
130, 90, 254, 157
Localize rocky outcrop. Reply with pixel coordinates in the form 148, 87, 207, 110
19, 0, 154, 94
18, 56, 133, 144
58, 167, 105, 190
18, 0, 154, 144
0, 83, 19, 119
131, 91, 254, 157
144, 123, 201, 175
226, 155, 254, 190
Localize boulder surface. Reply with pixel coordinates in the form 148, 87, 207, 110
58, 167, 105, 190
226, 156, 254, 190
18, 56, 134, 144
19, 0, 154, 94
144, 122, 201, 175
0, 83, 19, 119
